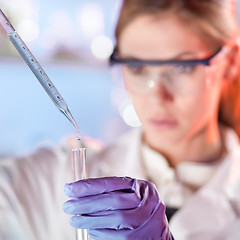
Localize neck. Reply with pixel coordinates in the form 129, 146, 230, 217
146, 122, 224, 168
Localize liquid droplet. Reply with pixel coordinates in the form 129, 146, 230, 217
76, 129, 81, 141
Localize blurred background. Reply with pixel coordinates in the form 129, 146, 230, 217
0, 0, 143, 157
0, 0, 240, 157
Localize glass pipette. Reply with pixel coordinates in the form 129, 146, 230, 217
0, 9, 81, 140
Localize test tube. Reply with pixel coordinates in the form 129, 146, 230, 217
71, 148, 89, 240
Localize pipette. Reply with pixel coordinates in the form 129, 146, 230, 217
0, 9, 81, 140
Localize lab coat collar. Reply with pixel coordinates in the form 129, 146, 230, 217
221, 127, 240, 215
124, 126, 240, 211
169, 128, 240, 237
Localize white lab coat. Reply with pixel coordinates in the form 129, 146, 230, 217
0, 127, 240, 239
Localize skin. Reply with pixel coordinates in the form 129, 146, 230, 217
118, 12, 230, 167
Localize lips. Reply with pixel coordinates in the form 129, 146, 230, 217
149, 118, 178, 129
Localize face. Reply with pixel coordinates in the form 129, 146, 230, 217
118, 13, 227, 152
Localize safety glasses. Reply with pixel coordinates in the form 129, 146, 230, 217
109, 47, 222, 67
109, 47, 223, 95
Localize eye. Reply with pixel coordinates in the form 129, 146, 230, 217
126, 65, 144, 75
172, 64, 197, 74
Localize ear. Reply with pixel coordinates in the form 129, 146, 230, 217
223, 44, 239, 82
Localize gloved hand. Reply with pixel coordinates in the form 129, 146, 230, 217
63, 176, 174, 240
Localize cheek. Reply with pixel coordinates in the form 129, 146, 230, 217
130, 95, 149, 120
176, 83, 222, 131
177, 95, 208, 124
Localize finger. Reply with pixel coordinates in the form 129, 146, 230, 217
88, 229, 130, 240
68, 202, 164, 230
87, 202, 167, 240
63, 191, 141, 215
64, 176, 134, 198
70, 210, 137, 230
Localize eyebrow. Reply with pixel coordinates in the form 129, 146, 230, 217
120, 50, 209, 61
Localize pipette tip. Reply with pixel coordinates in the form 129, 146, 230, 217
76, 129, 81, 141
59, 106, 81, 140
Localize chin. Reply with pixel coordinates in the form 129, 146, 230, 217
144, 127, 182, 148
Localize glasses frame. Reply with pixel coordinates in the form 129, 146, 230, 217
109, 47, 222, 67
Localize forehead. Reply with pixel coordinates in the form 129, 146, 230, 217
118, 13, 213, 59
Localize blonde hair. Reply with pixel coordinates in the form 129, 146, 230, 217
115, 0, 240, 138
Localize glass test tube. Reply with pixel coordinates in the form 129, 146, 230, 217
72, 148, 89, 240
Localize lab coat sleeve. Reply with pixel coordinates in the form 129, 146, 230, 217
0, 134, 102, 240
221, 219, 240, 239
0, 145, 74, 240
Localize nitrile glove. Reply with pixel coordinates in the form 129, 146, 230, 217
63, 176, 174, 240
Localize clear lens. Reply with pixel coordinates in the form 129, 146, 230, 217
114, 63, 212, 95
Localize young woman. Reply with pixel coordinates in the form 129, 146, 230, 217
63, 0, 240, 239
1, 0, 240, 240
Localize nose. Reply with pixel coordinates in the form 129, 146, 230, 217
147, 74, 174, 102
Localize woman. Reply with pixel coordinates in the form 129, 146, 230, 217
1, 0, 240, 239
63, 0, 240, 239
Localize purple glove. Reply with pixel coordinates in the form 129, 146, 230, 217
63, 176, 174, 240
